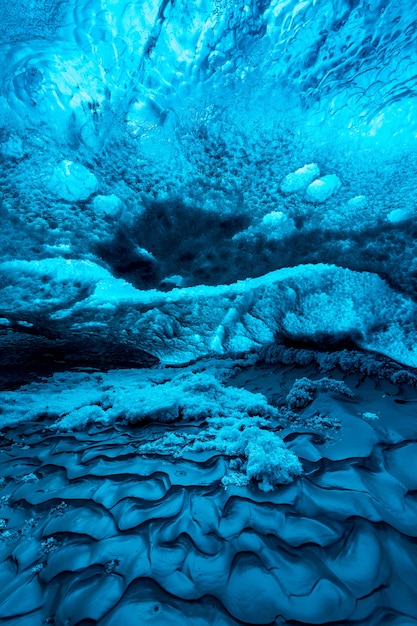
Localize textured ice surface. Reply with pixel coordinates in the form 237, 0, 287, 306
48, 160, 98, 202
2, 0, 417, 623
2, 258, 417, 366
1, 363, 417, 624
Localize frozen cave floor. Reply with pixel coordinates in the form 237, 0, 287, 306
1, 350, 417, 625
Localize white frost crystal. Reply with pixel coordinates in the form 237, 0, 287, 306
280, 163, 320, 193
305, 174, 341, 203
48, 160, 98, 202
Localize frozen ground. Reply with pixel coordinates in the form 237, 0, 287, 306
1, 0, 417, 624
1, 357, 417, 624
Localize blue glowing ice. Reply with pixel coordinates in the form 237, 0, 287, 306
1, 2, 417, 624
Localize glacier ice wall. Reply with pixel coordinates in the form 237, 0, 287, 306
2, 3, 417, 624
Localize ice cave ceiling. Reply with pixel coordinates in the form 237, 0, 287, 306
2, 1, 417, 625
2, 0, 417, 365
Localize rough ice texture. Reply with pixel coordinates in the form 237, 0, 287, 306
0, 134, 24, 159
2, 0, 417, 147
48, 160, 98, 202
0, 365, 302, 490
1, 258, 417, 368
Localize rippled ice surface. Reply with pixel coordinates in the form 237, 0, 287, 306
2, 0, 417, 624
2, 358, 417, 625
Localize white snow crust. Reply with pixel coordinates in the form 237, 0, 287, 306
1, 258, 417, 367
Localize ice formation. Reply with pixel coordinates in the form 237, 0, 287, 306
48, 160, 98, 202
1, 0, 417, 624
280, 163, 320, 194
305, 174, 342, 203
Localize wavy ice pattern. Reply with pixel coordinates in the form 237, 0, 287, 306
1, 362, 417, 625
2, 0, 417, 624
2, 0, 417, 145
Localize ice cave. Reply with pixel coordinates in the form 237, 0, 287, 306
1, 0, 417, 624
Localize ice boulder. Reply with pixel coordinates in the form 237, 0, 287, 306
261, 211, 296, 238
48, 160, 98, 202
280, 163, 320, 194
305, 174, 341, 203
92, 194, 122, 218
347, 195, 368, 210
233, 210, 296, 244
387, 207, 413, 224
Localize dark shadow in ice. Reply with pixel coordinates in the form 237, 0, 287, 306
96, 198, 250, 289
0, 330, 158, 389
